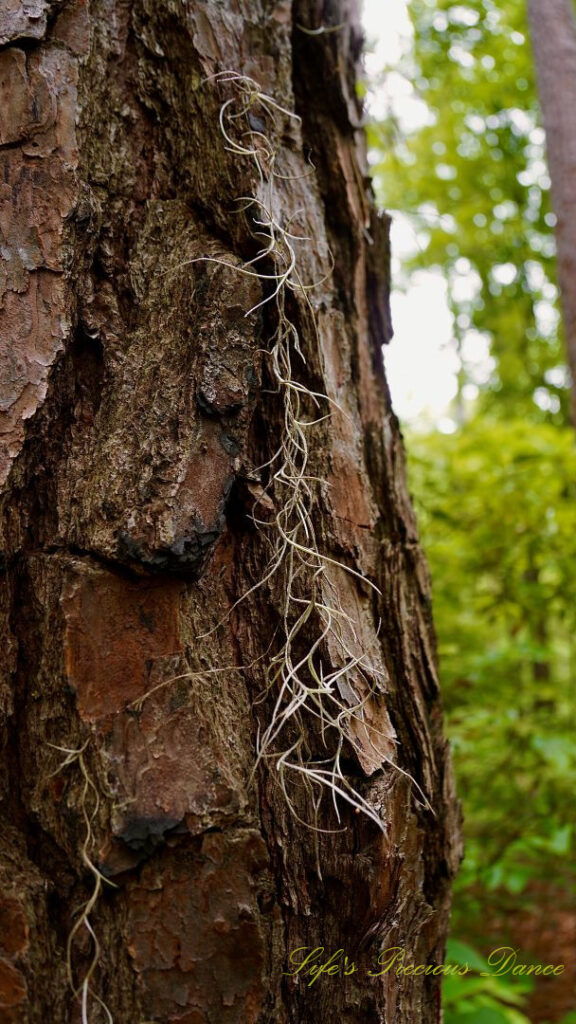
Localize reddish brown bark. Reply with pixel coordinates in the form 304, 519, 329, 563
0, 1, 459, 1021
528, 0, 576, 423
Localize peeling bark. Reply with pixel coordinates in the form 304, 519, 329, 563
0, 1, 459, 1022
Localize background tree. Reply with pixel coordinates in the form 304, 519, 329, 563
528, 0, 576, 423
0, 1, 458, 1022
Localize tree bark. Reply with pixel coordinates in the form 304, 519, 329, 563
0, 1, 459, 1022
528, 0, 576, 423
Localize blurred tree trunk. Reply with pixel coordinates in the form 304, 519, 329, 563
528, 0, 576, 424
0, 1, 459, 1021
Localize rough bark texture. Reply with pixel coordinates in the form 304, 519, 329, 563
528, 0, 576, 423
0, 2, 459, 1022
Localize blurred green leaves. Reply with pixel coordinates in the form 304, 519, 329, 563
368, 4, 576, 1018
369, 0, 570, 421
443, 940, 533, 1024
409, 418, 576, 910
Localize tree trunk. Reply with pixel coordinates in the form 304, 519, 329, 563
528, 0, 576, 423
0, 2, 459, 1022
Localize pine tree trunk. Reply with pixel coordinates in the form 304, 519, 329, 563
0, 1, 459, 1021
528, 0, 576, 423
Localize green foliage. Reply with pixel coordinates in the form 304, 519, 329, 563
444, 939, 532, 1024
369, 0, 570, 421
407, 415, 576, 953
408, 418, 576, 912
443, 940, 576, 1024
369, 3, 576, 1014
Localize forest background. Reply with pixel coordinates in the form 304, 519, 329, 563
367, 1, 576, 1022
